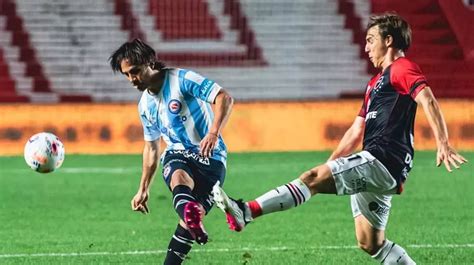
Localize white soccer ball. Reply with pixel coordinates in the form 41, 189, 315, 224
24, 132, 65, 173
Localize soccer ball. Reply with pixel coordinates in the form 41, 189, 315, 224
24, 132, 65, 173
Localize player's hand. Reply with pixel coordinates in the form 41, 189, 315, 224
436, 144, 467, 172
199, 133, 218, 158
131, 190, 150, 214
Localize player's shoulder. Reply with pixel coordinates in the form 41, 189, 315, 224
390, 57, 423, 74
138, 91, 156, 112
179, 68, 206, 84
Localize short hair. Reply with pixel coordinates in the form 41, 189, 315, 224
367, 12, 412, 52
109, 39, 165, 73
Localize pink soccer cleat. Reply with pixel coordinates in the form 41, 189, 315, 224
212, 182, 250, 232
184, 201, 208, 245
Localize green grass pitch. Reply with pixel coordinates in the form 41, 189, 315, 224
0, 151, 472, 264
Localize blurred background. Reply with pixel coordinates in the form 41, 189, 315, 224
0, 0, 473, 155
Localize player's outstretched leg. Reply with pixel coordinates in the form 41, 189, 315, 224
213, 166, 333, 232
173, 185, 208, 245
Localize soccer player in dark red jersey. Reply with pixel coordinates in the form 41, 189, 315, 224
212, 13, 467, 264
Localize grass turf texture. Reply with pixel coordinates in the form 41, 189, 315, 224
0, 151, 472, 264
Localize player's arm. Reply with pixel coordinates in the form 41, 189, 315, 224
415, 87, 467, 171
327, 116, 365, 161
200, 89, 234, 157
131, 139, 160, 214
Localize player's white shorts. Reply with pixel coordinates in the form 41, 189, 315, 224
326, 151, 398, 230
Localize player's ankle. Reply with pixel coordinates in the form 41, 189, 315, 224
247, 200, 262, 219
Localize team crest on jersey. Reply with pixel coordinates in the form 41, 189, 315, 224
168, 99, 182, 114
163, 165, 171, 179
373, 76, 384, 94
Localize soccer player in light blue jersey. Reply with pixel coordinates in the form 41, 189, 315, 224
109, 39, 234, 264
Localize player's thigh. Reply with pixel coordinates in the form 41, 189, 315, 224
299, 164, 336, 194
352, 192, 392, 230
352, 192, 392, 254
162, 152, 196, 190
327, 151, 397, 195
354, 214, 385, 254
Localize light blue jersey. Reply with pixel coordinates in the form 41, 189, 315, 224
138, 68, 227, 166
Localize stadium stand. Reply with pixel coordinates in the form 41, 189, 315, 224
150, 0, 222, 40
132, 0, 369, 100
0, 46, 28, 102
12, 0, 128, 102
371, 0, 474, 98
1, 0, 471, 102
130, 0, 265, 66
0, 0, 92, 102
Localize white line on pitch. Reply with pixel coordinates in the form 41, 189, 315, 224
0, 244, 473, 259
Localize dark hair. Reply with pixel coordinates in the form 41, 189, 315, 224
367, 12, 412, 52
109, 39, 165, 73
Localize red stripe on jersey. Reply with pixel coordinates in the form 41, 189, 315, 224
359, 73, 382, 118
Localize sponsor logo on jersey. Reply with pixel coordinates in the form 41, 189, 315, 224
168, 99, 182, 114
201, 80, 214, 95
168, 150, 210, 165
365, 111, 377, 121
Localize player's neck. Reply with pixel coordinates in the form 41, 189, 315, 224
381, 49, 405, 72
148, 70, 165, 94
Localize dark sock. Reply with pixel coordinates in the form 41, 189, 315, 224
164, 224, 193, 265
172, 185, 196, 221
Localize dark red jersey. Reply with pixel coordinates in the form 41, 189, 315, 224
359, 57, 427, 193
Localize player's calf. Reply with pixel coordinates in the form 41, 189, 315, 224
212, 178, 313, 231
249, 178, 312, 217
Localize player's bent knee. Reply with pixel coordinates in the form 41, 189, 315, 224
299, 167, 320, 193
170, 169, 194, 189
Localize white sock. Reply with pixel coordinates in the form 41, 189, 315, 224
255, 178, 311, 215
372, 239, 416, 265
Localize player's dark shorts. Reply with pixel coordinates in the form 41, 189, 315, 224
162, 150, 226, 214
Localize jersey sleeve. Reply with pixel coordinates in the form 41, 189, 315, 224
138, 104, 161, 142
390, 58, 428, 99
181, 70, 222, 103
358, 99, 367, 118
358, 80, 373, 118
